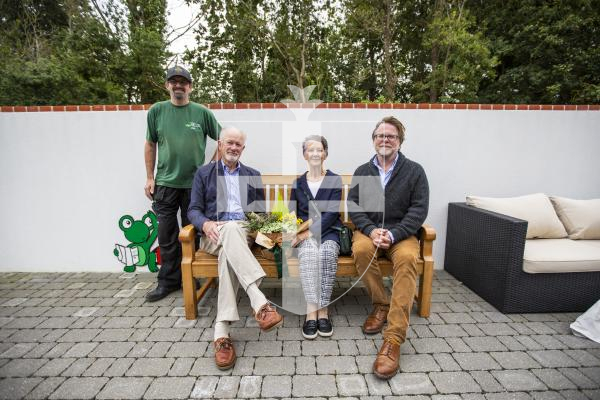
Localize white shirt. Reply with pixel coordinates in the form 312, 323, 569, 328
307, 178, 323, 198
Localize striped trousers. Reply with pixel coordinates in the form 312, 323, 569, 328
297, 238, 340, 308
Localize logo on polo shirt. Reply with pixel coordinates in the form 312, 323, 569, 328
185, 122, 202, 131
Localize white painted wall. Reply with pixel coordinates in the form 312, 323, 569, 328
1, 108, 599, 272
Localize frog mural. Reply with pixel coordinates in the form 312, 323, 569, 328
114, 211, 160, 273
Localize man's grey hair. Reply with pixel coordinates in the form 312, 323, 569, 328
220, 126, 247, 143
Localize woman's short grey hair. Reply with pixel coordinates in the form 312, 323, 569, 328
302, 135, 329, 157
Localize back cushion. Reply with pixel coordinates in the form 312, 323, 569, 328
466, 193, 567, 239
549, 196, 600, 239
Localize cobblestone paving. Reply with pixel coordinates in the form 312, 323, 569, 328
0, 271, 598, 399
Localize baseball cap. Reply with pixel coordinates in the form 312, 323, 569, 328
165, 66, 192, 83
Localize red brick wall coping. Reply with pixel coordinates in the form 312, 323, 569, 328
1, 103, 598, 112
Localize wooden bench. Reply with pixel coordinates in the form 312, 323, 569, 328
179, 175, 436, 320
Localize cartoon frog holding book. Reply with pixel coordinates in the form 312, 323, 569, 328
114, 211, 160, 273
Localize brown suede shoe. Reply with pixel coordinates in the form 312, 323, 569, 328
254, 303, 283, 331
373, 337, 401, 379
214, 337, 236, 370
362, 304, 389, 334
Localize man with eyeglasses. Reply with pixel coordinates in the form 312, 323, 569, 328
348, 116, 429, 379
144, 65, 220, 302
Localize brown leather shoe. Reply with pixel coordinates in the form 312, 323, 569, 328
214, 337, 236, 370
373, 337, 401, 379
254, 303, 283, 331
362, 304, 389, 334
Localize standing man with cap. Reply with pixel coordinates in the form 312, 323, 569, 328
144, 65, 220, 302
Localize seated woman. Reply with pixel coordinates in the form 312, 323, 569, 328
290, 135, 343, 339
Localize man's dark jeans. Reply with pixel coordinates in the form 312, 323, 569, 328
152, 185, 192, 289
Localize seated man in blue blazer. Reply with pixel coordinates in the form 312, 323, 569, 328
188, 127, 283, 371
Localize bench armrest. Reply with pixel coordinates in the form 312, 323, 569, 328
444, 202, 528, 310
179, 224, 197, 263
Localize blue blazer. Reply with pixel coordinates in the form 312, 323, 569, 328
290, 170, 343, 244
188, 161, 265, 235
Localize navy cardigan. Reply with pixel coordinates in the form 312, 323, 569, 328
289, 170, 343, 244
188, 161, 265, 236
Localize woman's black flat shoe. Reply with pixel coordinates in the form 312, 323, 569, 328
302, 319, 318, 339
317, 318, 333, 337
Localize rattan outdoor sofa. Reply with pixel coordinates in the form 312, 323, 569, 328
444, 202, 600, 313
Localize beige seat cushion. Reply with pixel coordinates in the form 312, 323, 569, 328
466, 193, 567, 239
550, 196, 600, 239
523, 239, 600, 273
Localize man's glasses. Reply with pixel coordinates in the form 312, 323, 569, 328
373, 134, 399, 141
168, 79, 190, 86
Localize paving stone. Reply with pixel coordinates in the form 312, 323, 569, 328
23, 343, 56, 359
508, 322, 536, 335
429, 324, 468, 338
254, 356, 295, 375
0, 377, 42, 400
261, 375, 291, 397
400, 354, 441, 372
563, 350, 600, 367
445, 338, 472, 353
49, 377, 109, 399
462, 324, 485, 336
528, 350, 579, 368
429, 371, 481, 393
237, 375, 262, 398
96, 376, 152, 399
55, 328, 101, 342
37, 317, 77, 329
433, 353, 462, 371
555, 335, 597, 349
497, 335, 527, 351
439, 313, 477, 324
339, 339, 359, 355
364, 373, 391, 395
0, 343, 37, 358
166, 357, 193, 376
89, 341, 135, 358
356, 339, 377, 355
146, 328, 185, 342
127, 358, 174, 376
33, 358, 75, 376
515, 336, 545, 350
214, 376, 241, 398
470, 370, 504, 392
337, 374, 368, 396
94, 328, 135, 342
582, 389, 600, 400
301, 340, 339, 356
453, 352, 501, 370
477, 323, 518, 336
491, 370, 547, 391
147, 342, 172, 357
144, 377, 195, 399
579, 367, 600, 385
388, 372, 437, 395
531, 334, 568, 350
283, 340, 301, 356
463, 337, 507, 352
531, 368, 577, 390
296, 356, 316, 374
558, 367, 598, 389
103, 357, 135, 377
83, 357, 114, 376
0, 358, 47, 377
23, 377, 65, 399
165, 341, 207, 357
490, 351, 541, 369
231, 357, 254, 376
485, 393, 533, 400
189, 357, 233, 376
558, 389, 590, 400
62, 342, 98, 358
190, 376, 219, 398
411, 338, 452, 353
531, 391, 564, 400
243, 340, 283, 356
292, 375, 337, 397
60, 358, 94, 376
524, 322, 557, 334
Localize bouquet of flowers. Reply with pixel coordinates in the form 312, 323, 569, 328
244, 194, 309, 277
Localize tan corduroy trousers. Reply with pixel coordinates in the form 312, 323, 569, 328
199, 221, 266, 323
352, 230, 419, 343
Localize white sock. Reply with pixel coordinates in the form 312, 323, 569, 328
214, 321, 230, 340
247, 282, 268, 313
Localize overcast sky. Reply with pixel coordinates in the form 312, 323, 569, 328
167, 0, 200, 67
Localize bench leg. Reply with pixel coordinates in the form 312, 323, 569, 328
417, 265, 433, 318
182, 267, 198, 320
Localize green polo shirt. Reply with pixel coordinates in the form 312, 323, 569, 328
146, 101, 220, 188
